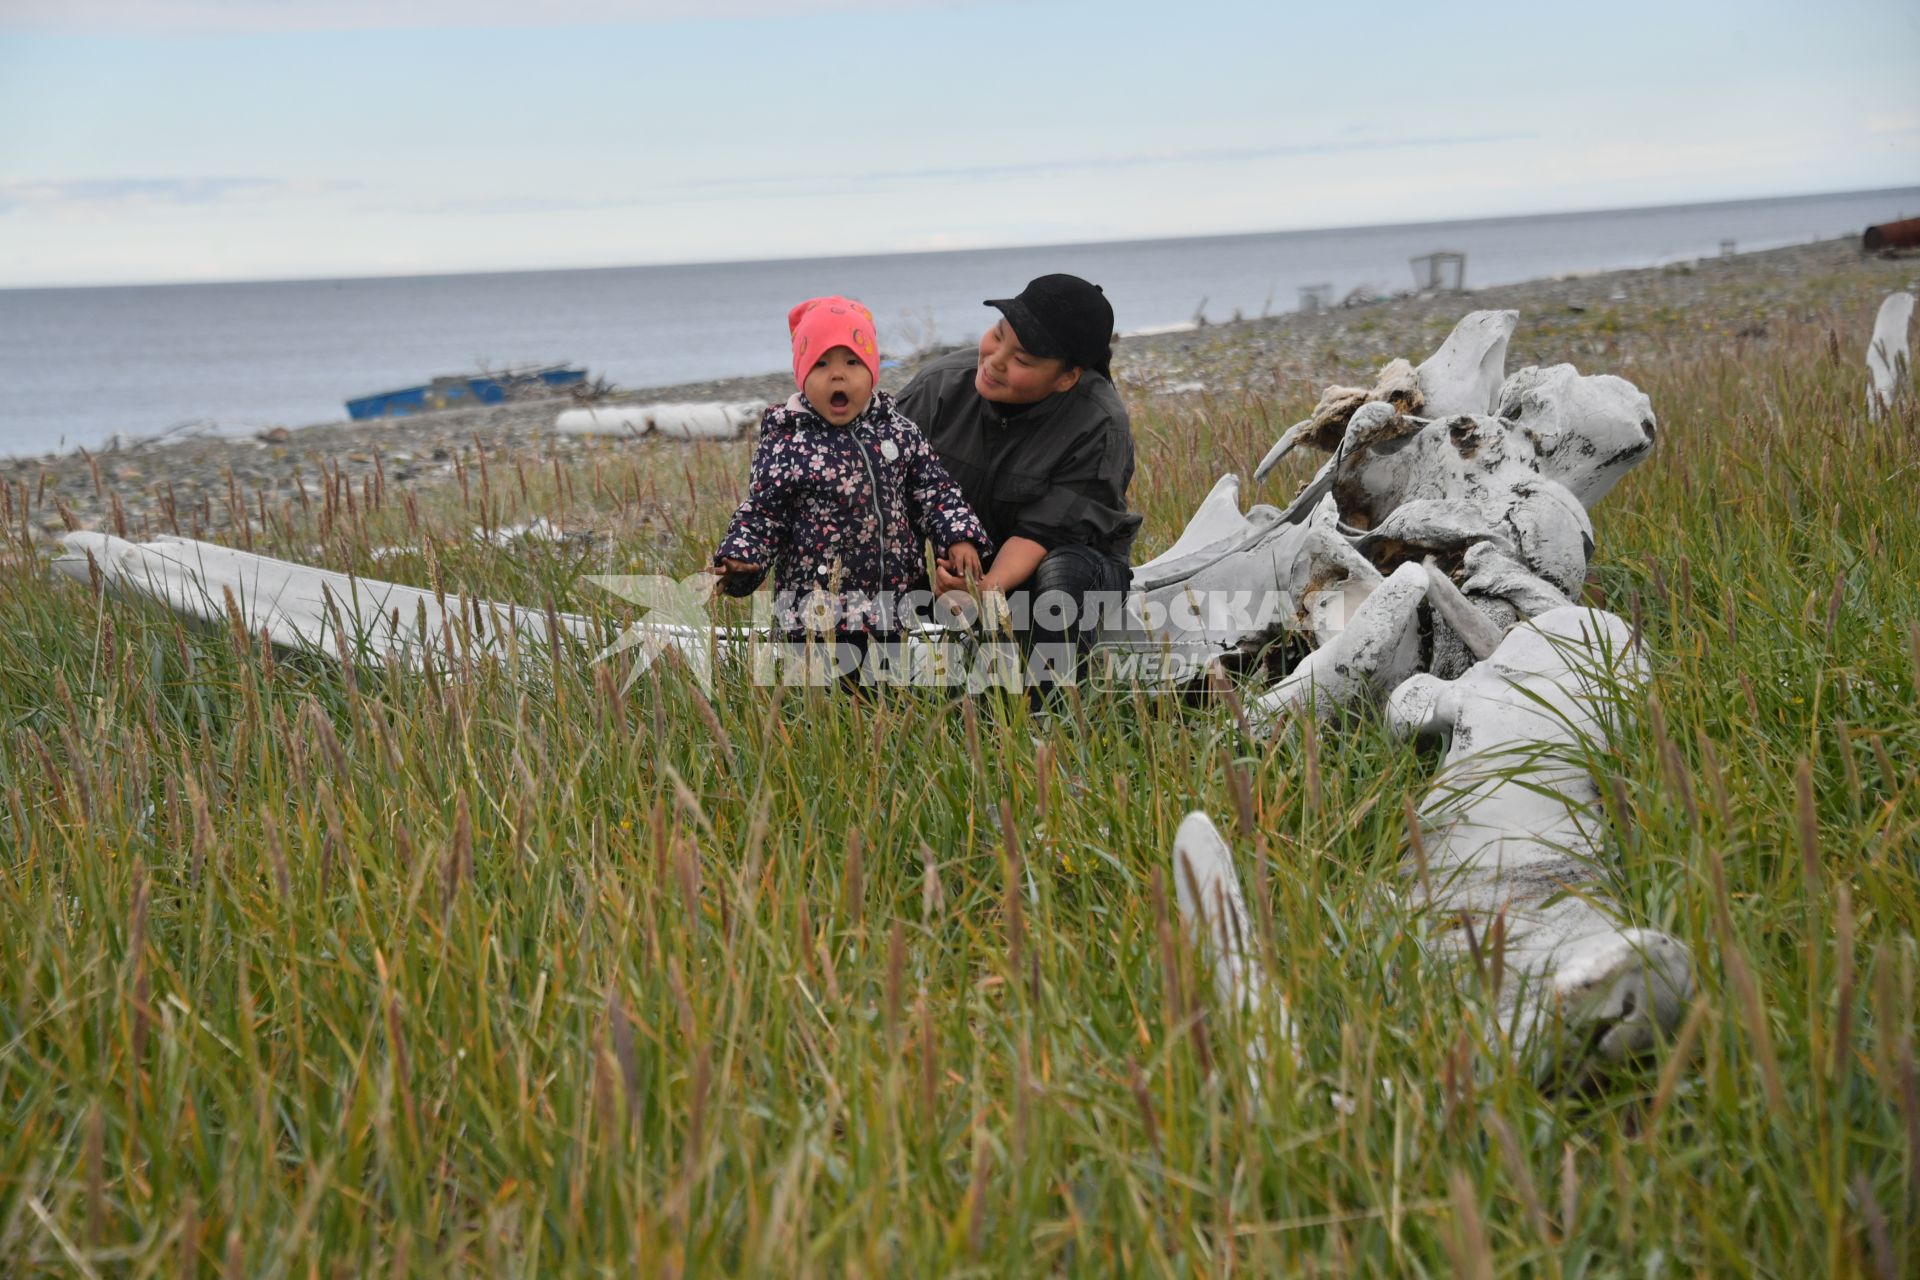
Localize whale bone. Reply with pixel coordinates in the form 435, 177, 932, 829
1129, 474, 1283, 591
1246, 560, 1429, 727
1252, 358, 1424, 482
1495, 364, 1658, 507
1415, 309, 1517, 416
555, 400, 763, 439
1868, 292, 1914, 420
1385, 606, 1693, 1068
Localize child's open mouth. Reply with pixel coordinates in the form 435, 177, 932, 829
830, 392, 850, 411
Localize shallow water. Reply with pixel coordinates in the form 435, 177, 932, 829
2, 185, 1914, 457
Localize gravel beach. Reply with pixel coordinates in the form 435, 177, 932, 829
7, 237, 1914, 547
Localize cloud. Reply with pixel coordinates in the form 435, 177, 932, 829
0, 176, 355, 211
0, 0, 975, 33
399, 131, 1531, 216
688, 131, 1533, 189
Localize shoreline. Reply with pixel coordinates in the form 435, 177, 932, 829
7, 236, 1914, 545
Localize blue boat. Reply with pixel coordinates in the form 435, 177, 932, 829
345, 365, 588, 421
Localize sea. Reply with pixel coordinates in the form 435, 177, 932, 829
2, 185, 1915, 459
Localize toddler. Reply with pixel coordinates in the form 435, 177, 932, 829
712, 296, 988, 658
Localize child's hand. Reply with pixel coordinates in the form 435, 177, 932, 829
705, 558, 763, 598
938, 541, 982, 590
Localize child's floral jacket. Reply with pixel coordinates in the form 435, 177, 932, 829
714, 390, 989, 633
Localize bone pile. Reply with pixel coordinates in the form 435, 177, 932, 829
1167, 310, 1695, 1079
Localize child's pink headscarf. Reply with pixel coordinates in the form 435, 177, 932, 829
788, 296, 881, 390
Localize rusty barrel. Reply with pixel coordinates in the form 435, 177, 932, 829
1863, 216, 1920, 252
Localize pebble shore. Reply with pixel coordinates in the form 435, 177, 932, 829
6, 237, 1914, 546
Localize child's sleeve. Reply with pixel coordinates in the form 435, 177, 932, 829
713, 414, 793, 594
901, 425, 991, 556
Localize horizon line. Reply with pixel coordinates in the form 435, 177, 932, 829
5, 180, 1916, 294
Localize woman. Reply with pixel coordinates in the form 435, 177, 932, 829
895, 273, 1140, 691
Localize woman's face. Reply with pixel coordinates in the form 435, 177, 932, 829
975, 319, 1081, 405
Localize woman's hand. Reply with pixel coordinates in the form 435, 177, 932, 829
938, 535, 1046, 597
935, 541, 1014, 634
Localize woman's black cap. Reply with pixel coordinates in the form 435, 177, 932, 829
984, 274, 1114, 378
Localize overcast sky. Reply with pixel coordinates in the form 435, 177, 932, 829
1, 0, 1916, 287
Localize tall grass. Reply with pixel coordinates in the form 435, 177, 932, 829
1, 277, 1916, 1276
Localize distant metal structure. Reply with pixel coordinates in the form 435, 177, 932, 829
1863, 216, 1920, 254
1719, 238, 1738, 257
1409, 251, 1466, 292
1298, 283, 1334, 313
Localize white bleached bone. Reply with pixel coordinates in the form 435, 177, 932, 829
1490, 478, 1592, 601
1353, 500, 1503, 560
1137, 474, 1254, 566
70, 309, 1645, 692
654, 401, 765, 440
1253, 307, 1514, 493
1102, 489, 1379, 664
50, 532, 700, 674
1270, 403, 1597, 608
1122, 315, 1645, 668
1867, 292, 1914, 421
1352, 410, 1595, 599
1421, 556, 1503, 661
1415, 310, 1516, 416
1252, 358, 1423, 482
1101, 516, 1314, 666
1173, 815, 1268, 1016
1495, 365, 1658, 507
1247, 560, 1429, 727
50, 533, 1018, 693
1129, 474, 1272, 589
47, 530, 835, 676
1385, 606, 1693, 1069
478, 516, 579, 546
1285, 496, 1386, 645
1271, 397, 1426, 527
62, 516, 1322, 690
554, 400, 763, 439
1172, 812, 1252, 1010
555, 404, 652, 436
1256, 309, 1513, 526
1172, 812, 1297, 1084
1094, 475, 1310, 665
1306, 401, 1427, 528
1456, 541, 1573, 621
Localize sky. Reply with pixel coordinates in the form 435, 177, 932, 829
0, 0, 1916, 288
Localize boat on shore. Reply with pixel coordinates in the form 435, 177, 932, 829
345, 365, 588, 421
